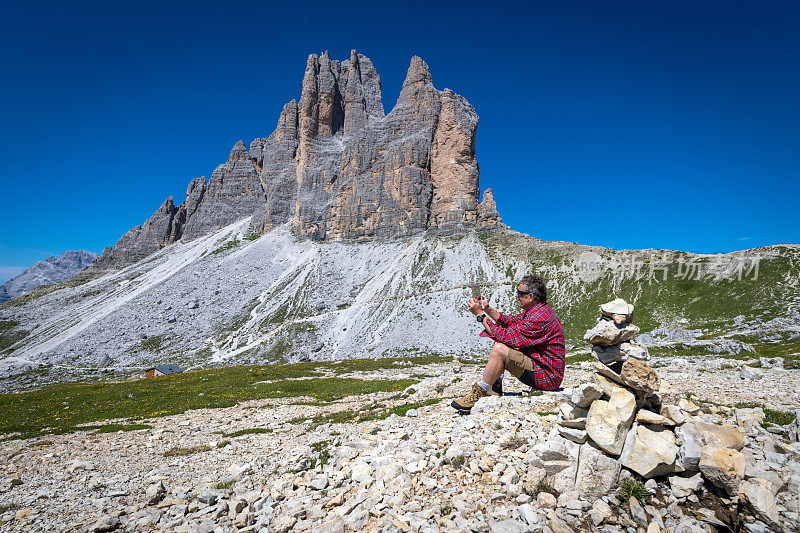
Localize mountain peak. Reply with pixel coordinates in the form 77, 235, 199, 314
97, 51, 497, 268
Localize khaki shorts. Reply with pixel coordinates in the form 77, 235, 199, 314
505, 347, 534, 378
504, 348, 553, 389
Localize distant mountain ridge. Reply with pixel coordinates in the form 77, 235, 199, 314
0, 251, 98, 304
96, 50, 502, 268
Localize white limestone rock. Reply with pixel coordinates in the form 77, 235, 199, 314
675, 420, 744, 473
585, 387, 636, 455
669, 473, 704, 499
584, 318, 640, 346
699, 448, 744, 496
573, 443, 621, 498
571, 383, 604, 408
599, 298, 634, 321
619, 423, 678, 478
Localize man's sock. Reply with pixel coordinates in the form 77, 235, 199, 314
478, 380, 492, 392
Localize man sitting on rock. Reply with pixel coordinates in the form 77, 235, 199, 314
452, 275, 565, 413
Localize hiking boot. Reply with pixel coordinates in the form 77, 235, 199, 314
492, 379, 503, 396
451, 383, 492, 413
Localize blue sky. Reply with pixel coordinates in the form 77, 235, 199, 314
1, 0, 799, 282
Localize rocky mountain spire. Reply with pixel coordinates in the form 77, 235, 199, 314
97, 51, 501, 267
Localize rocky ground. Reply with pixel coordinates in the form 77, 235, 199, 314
1, 355, 798, 533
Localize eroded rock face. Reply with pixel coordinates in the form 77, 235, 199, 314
98, 51, 499, 267
181, 141, 266, 241
97, 197, 182, 267
477, 189, 501, 226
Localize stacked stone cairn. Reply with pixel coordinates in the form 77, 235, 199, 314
551, 298, 764, 519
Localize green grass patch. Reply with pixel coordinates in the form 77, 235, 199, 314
536, 478, 558, 497
141, 334, 167, 352
619, 478, 649, 504
213, 479, 236, 490
0, 320, 20, 332
222, 427, 273, 438
565, 352, 593, 365
211, 238, 241, 255
164, 445, 212, 457
243, 230, 261, 242
733, 402, 797, 427
647, 344, 717, 358
0, 363, 418, 441
315, 355, 449, 374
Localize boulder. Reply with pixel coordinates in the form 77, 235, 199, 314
668, 473, 704, 499
629, 496, 648, 528
537, 492, 556, 509
557, 426, 588, 444
675, 420, 744, 472
586, 387, 636, 455
739, 478, 780, 525
573, 443, 621, 498
619, 358, 660, 394
660, 405, 686, 425
759, 357, 783, 369
350, 460, 372, 483
558, 418, 587, 430
91, 515, 120, 533
620, 340, 648, 360
699, 448, 744, 496
636, 410, 672, 426
591, 372, 625, 398
584, 319, 640, 346
789, 410, 800, 443
591, 344, 626, 365
593, 363, 626, 386
146, 481, 166, 505
588, 499, 612, 526
619, 423, 678, 478
571, 383, 604, 408
599, 298, 634, 321
678, 399, 700, 415
559, 403, 588, 421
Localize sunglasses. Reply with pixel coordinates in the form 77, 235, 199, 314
516, 290, 542, 299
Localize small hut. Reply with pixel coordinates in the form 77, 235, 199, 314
144, 364, 184, 378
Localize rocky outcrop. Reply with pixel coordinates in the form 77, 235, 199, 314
98, 50, 502, 267
477, 188, 502, 226
0, 250, 99, 303
181, 141, 265, 240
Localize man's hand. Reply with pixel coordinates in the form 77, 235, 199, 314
478, 296, 500, 322
467, 298, 483, 316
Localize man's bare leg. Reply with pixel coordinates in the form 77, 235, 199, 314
481, 342, 509, 386
451, 342, 511, 412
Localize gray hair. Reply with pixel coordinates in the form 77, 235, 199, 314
520, 275, 546, 303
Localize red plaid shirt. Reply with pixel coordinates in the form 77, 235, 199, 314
479, 303, 565, 390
